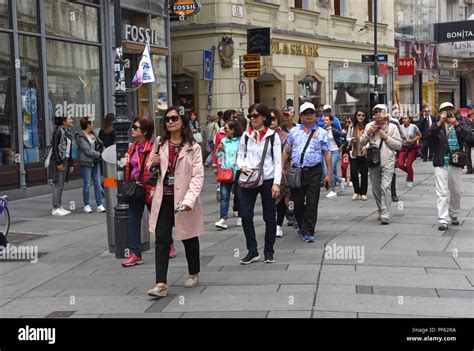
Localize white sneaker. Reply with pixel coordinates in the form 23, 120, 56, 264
326, 191, 337, 198
236, 218, 242, 226
352, 193, 359, 201
52, 208, 67, 216
97, 205, 106, 213
361, 195, 368, 201
215, 218, 228, 229
276, 225, 283, 238
348, 181, 353, 187
406, 182, 414, 188
60, 207, 71, 214
83, 205, 93, 213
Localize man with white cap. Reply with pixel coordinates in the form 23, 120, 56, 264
318, 104, 342, 130
428, 102, 473, 231
360, 104, 402, 224
282, 102, 332, 242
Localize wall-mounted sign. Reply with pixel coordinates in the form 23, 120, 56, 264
398, 58, 415, 75
171, 0, 201, 17
272, 40, 319, 57
232, 4, 244, 18
203, 50, 212, 81
124, 25, 159, 45
248, 28, 271, 56
434, 20, 474, 43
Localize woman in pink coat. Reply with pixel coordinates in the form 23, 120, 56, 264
147, 106, 204, 298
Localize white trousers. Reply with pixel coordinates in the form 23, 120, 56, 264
434, 166, 463, 224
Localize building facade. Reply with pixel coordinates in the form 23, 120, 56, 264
170, 0, 396, 125
393, 0, 473, 119
0, 0, 171, 191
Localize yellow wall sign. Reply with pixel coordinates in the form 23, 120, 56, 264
272, 40, 319, 57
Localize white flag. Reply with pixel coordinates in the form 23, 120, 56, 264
132, 44, 156, 88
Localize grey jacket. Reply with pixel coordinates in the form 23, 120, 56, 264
75, 131, 102, 167
360, 121, 402, 166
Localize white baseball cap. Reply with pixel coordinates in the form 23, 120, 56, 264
439, 102, 454, 111
323, 104, 332, 111
300, 102, 316, 114
372, 104, 387, 111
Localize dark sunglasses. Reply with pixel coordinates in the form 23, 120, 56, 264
131, 124, 142, 130
164, 115, 180, 123
357, 113, 365, 117
301, 110, 316, 116
271, 115, 277, 121
249, 113, 261, 119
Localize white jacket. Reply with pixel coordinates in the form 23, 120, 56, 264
360, 121, 402, 166
237, 128, 282, 185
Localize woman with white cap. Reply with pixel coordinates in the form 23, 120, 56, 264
428, 102, 473, 231
360, 104, 402, 225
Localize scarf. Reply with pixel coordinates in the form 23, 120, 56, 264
57, 126, 72, 162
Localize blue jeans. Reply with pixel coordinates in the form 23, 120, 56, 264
128, 200, 151, 257
81, 164, 103, 206
323, 150, 340, 190
240, 179, 276, 257
220, 182, 233, 220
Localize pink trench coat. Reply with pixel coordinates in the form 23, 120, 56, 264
148, 138, 204, 240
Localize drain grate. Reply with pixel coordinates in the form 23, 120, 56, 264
46, 311, 76, 318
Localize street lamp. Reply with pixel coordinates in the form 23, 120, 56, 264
113, 0, 130, 259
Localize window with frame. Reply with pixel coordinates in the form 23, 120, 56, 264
294, 0, 310, 10
334, 0, 346, 16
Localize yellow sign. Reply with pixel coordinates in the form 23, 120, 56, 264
272, 40, 319, 57
243, 54, 261, 62
243, 62, 260, 70
243, 71, 260, 78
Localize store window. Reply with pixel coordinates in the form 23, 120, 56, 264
45, 0, 99, 42
46, 40, 102, 157
172, 74, 195, 115
123, 0, 167, 14
330, 62, 370, 119
0, 33, 16, 167
0, 0, 9, 28
298, 75, 322, 107
294, 0, 310, 10
152, 55, 168, 132
17, 0, 39, 33
19, 36, 43, 164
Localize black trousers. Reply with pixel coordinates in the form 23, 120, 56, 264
421, 138, 433, 161
276, 199, 287, 226
155, 195, 200, 284
465, 142, 472, 173
290, 164, 323, 235
349, 156, 368, 195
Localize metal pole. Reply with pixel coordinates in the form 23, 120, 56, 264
239, 55, 243, 112
373, 0, 378, 105
113, 0, 130, 259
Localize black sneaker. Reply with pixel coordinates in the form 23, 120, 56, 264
438, 223, 448, 231
240, 252, 260, 265
451, 217, 460, 225
264, 255, 275, 264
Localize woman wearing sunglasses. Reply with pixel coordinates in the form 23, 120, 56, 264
121, 116, 157, 267
237, 103, 282, 265
346, 109, 370, 201
147, 106, 204, 298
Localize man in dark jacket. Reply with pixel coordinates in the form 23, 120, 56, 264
419, 104, 436, 162
428, 102, 473, 231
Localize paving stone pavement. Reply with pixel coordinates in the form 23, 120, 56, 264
1, 160, 473, 318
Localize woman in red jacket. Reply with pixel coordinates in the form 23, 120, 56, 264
121, 116, 169, 267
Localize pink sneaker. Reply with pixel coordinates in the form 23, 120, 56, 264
121, 253, 143, 267
169, 243, 176, 258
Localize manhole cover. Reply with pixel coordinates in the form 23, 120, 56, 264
46, 311, 76, 318
6, 232, 49, 245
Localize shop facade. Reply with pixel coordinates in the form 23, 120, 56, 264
0, 0, 171, 191
170, 0, 395, 126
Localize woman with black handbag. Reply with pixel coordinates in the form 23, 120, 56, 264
428, 102, 473, 231
214, 119, 244, 229
237, 103, 282, 265
360, 104, 402, 225
146, 106, 204, 298
121, 116, 157, 267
